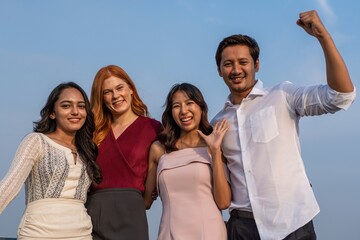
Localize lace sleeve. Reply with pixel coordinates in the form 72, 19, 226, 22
0, 133, 43, 214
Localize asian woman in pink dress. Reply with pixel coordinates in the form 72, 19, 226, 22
144, 83, 231, 240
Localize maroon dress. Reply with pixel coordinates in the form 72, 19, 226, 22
86, 116, 162, 240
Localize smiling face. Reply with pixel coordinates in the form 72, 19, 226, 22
218, 45, 259, 104
50, 87, 87, 135
171, 90, 202, 134
102, 76, 134, 117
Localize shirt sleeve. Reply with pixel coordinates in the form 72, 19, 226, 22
281, 82, 356, 116
0, 133, 43, 214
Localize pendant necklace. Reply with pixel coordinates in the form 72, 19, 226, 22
48, 136, 78, 164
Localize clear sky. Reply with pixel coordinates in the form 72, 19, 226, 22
0, 1, 359, 239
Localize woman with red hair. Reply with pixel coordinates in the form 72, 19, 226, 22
86, 65, 162, 240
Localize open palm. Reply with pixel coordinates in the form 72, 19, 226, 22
198, 119, 229, 152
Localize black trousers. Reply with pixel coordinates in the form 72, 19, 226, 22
226, 210, 316, 240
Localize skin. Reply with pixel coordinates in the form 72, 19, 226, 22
47, 87, 87, 155
172, 90, 203, 135
102, 76, 138, 139
144, 90, 231, 210
218, 45, 259, 105
296, 10, 354, 93
218, 10, 354, 105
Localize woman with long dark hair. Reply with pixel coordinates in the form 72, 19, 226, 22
0, 82, 102, 239
144, 83, 231, 239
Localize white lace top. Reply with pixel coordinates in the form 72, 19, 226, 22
0, 133, 91, 214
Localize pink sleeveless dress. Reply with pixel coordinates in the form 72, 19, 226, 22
157, 147, 227, 240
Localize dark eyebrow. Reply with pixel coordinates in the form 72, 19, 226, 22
59, 100, 85, 104
59, 100, 72, 104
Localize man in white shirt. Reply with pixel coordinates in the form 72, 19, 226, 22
211, 10, 356, 240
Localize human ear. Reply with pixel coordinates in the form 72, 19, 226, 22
217, 67, 223, 77
255, 59, 260, 72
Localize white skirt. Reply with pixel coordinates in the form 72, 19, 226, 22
17, 198, 92, 240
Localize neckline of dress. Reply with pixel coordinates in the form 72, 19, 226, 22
111, 115, 140, 140
40, 133, 79, 165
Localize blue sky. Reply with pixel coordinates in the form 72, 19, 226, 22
0, 1, 359, 239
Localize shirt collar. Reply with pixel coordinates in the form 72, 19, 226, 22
224, 80, 266, 109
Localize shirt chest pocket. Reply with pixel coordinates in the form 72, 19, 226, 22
249, 106, 279, 143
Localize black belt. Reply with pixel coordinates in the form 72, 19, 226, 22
230, 209, 254, 219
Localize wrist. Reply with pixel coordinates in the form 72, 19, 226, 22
209, 148, 222, 158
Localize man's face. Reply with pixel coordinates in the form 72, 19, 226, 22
218, 45, 259, 102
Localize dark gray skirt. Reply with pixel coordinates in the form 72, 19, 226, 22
86, 188, 149, 240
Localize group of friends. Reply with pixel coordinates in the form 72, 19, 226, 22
0, 10, 356, 240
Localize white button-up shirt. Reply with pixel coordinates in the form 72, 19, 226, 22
211, 80, 356, 240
